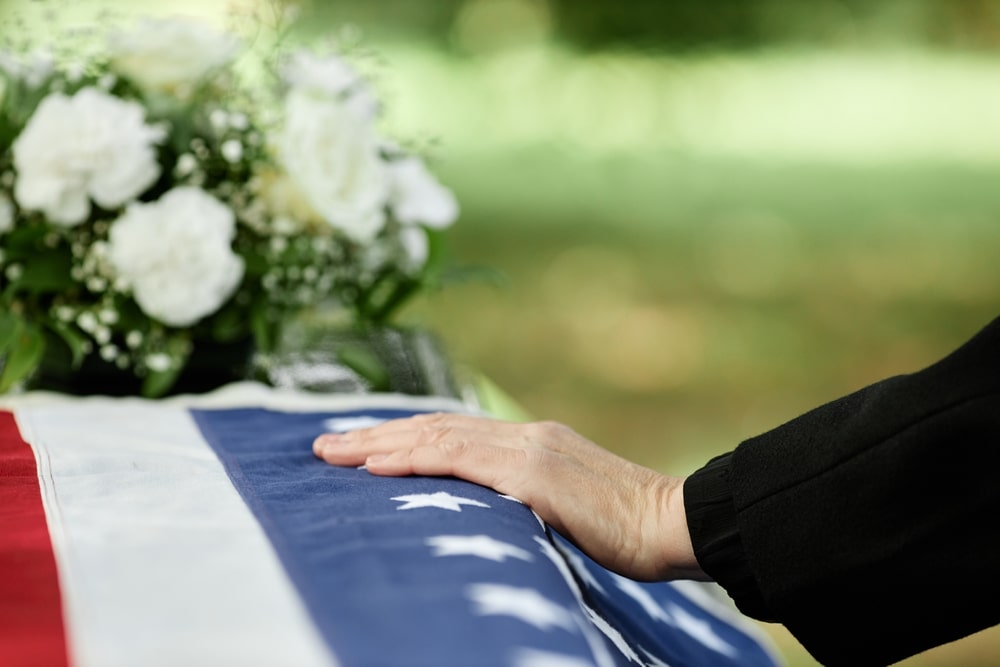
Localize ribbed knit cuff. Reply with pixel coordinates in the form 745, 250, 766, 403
683, 453, 775, 621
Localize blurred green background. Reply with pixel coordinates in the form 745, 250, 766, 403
4, 0, 999, 664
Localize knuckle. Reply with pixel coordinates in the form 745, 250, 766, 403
436, 438, 470, 459
416, 412, 448, 426
529, 420, 571, 440
421, 424, 455, 446
519, 446, 553, 473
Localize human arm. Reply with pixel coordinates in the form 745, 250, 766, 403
687, 315, 1000, 666
313, 315, 1000, 666
313, 415, 706, 582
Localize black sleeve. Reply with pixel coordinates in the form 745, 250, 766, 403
683, 316, 1000, 667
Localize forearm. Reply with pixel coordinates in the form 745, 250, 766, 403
681, 316, 1000, 666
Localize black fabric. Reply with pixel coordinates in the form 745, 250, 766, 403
684, 453, 774, 621
683, 316, 1000, 667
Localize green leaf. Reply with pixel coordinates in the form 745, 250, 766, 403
0, 320, 45, 394
367, 277, 421, 325
141, 337, 190, 398
211, 302, 250, 342
250, 299, 275, 354
13, 250, 75, 293
2, 224, 49, 258
0, 310, 20, 355
49, 321, 89, 369
424, 228, 449, 276
420, 229, 507, 290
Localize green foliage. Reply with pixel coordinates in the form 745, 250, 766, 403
0, 314, 44, 393
141, 336, 191, 398
0, 14, 464, 397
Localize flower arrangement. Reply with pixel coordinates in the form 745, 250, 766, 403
0, 7, 460, 396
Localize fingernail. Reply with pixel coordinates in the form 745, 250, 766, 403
366, 454, 387, 465
313, 434, 340, 454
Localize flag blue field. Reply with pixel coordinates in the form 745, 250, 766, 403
3, 391, 780, 667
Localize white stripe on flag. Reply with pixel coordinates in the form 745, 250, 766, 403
17, 402, 337, 667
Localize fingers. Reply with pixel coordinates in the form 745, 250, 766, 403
314, 414, 545, 501
310, 412, 703, 581
313, 413, 528, 465
366, 440, 532, 496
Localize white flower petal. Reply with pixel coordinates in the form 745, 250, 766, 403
107, 187, 244, 327
281, 51, 361, 96
108, 17, 238, 94
388, 157, 458, 229
276, 88, 389, 243
399, 225, 429, 272
12, 88, 163, 226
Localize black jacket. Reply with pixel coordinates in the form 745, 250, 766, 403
684, 316, 1000, 666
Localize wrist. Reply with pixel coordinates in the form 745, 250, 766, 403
665, 475, 710, 580
645, 473, 709, 581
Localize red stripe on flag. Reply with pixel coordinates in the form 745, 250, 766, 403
0, 411, 70, 667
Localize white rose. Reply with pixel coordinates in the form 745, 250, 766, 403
256, 169, 321, 230
282, 51, 359, 96
108, 17, 238, 94
107, 187, 244, 327
0, 193, 14, 234
281, 51, 378, 119
387, 156, 459, 229
276, 88, 388, 243
13, 87, 164, 226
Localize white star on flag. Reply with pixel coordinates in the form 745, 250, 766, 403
561, 546, 606, 595
668, 602, 737, 656
322, 416, 387, 432
613, 574, 675, 625
579, 605, 642, 665
614, 573, 736, 656
512, 647, 595, 667
534, 537, 583, 599
639, 646, 674, 667
467, 583, 576, 632
533, 538, 637, 666
391, 492, 490, 512
427, 535, 534, 563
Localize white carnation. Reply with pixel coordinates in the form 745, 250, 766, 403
0, 50, 54, 88
387, 156, 459, 229
108, 17, 238, 94
275, 88, 388, 243
13, 87, 164, 226
107, 187, 244, 327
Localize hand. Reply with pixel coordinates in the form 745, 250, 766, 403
313, 413, 706, 582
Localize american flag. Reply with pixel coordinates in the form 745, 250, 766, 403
1, 386, 780, 667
